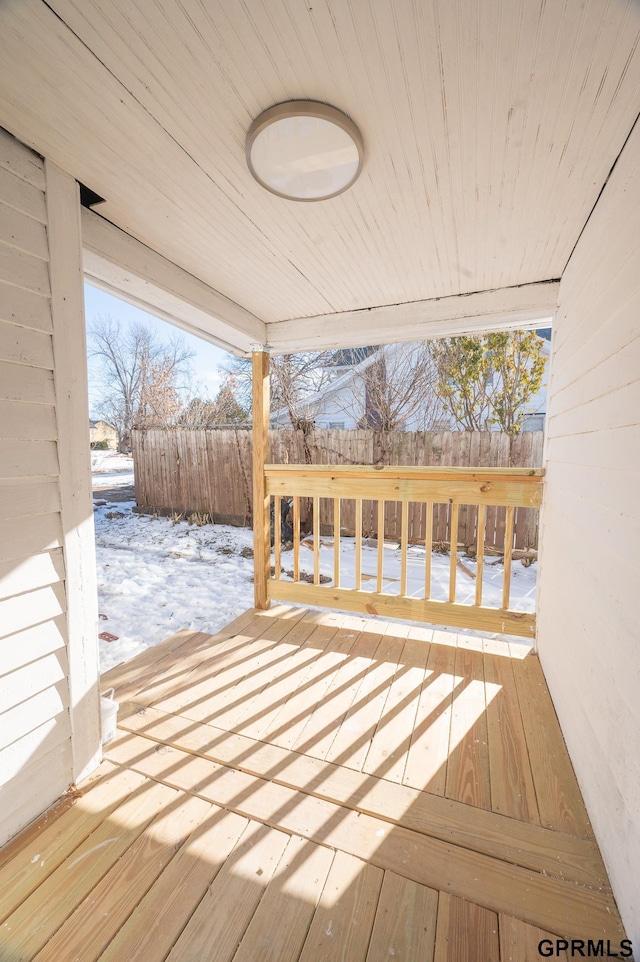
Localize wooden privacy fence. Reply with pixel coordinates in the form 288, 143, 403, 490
132, 427, 544, 550
265, 465, 543, 638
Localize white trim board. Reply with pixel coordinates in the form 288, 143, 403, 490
47, 162, 101, 784
82, 207, 557, 355
266, 282, 558, 353
81, 209, 266, 357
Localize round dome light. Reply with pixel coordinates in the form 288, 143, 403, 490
246, 101, 364, 201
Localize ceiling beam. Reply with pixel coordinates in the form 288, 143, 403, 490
81, 209, 266, 356
266, 281, 559, 353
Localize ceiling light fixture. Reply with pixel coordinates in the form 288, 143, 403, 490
246, 101, 364, 201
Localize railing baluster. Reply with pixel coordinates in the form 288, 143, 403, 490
400, 500, 408, 596
313, 495, 320, 585
293, 495, 300, 582
263, 465, 542, 640
475, 504, 486, 606
502, 505, 516, 609
334, 497, 341, 588
424, 501, 433, 600
274, 495, 281, 580
355, 497, 362, 590
377, 499, 385, 592
449, 502, 459, 603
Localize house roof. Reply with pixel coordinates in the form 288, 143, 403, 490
324, 347, 378, 369
89, 419, 115, 429
1, 2, 638, 353
276, 342, 407, 421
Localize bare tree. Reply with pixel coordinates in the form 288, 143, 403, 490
89, 316, 194, 451
180, 373, 249, 426
338, 342, 443, 431
269, 354, 329, 427
229, 350, 336, 460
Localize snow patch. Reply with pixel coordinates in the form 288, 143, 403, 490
95, 499, 254, 673
94, 465, 536, 673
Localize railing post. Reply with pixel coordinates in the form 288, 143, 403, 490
252, 347, 270, 609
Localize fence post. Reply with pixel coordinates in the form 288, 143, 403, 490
252, 347, 270, 609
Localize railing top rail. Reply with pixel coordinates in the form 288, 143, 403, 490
264, 464, 544, 481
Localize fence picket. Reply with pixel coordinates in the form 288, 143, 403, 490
130, 428, 543, 550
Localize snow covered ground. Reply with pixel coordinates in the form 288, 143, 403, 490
91, 450, 136, 488
94, 460, 537, 673
94, 500, 256, 672
93, 451, 255, 671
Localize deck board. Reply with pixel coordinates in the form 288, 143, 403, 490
230, 621, 336, 741
445, 641, 491, 810
325, 630, 405, 770
166, 821, 291, 962
1, 779, 178, 960
484, 653, 540, 824
366, 871, 438, 962
0, 762, 146, 922
363, 636, 431, 783
115, 704, 608, 888
403, 634, 459, 793
0, 605, 628, 960
265, 623, 361, 751
33, 793, 213, 962
298, 629, 385, 761
103, 730, 623, 940
297, 852, 383, 962
509, 650, 593, 837
98, 807, 249, 962
498, 914, 570, 962
434, 894, 499, 962
231, 835, 334, 962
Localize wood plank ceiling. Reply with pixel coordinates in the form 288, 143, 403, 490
0, 0, 639, 347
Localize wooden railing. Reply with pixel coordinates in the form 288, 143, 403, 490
262, 465, 544, 638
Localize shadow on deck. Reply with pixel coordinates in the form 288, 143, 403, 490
0, 605, 629, 961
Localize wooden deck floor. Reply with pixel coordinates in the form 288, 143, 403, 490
0, 606, 628, 961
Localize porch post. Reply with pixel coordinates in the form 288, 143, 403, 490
252, 347, 270, 609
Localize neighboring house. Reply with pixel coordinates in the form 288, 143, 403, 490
1, 0, 639, 944
273, 335, 550, 433
308, 342, 453, 431
272, 342, 445, 430
89, 419, 117, 449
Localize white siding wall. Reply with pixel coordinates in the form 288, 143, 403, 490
0, 129, 100, 845
537, 119, 640, 943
